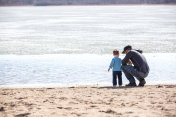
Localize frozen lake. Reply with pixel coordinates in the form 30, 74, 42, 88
0, 6, 176, 87
0, 54, 176, 87
0, 6, 176, 54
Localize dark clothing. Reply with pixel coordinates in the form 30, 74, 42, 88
122, 50, 149, 74
112, 71, 122, 86
122, 65, 148, 83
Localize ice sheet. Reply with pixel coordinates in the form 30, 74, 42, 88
0, 53, 175, 87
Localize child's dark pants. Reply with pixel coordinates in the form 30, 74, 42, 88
113, 71, 122, 86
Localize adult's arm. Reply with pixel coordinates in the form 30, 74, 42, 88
122, 51, 132, 65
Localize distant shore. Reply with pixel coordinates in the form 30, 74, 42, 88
0, 85, 176, 117
0, 4, 176, 7
0, 0, 176, 6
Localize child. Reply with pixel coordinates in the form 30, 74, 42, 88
108, 49, 122, 88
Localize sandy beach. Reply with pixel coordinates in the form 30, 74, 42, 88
0, 85, 176, 117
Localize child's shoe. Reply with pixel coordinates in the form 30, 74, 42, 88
119, 85, 122, 87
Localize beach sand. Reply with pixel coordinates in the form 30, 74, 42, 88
0, 85, 176, 117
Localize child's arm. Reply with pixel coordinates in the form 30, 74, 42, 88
108, 59, 114, 72
108, 67, 111, 72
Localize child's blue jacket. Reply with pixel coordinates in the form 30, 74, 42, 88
109, 57, 122, 71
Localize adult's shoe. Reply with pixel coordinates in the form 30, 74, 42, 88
138, 79, 146, 87
126, 82, 137, 87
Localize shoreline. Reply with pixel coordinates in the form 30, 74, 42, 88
0, 85, 176, 117
0, 84, 176, 88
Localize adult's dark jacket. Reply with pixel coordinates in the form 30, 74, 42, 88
122, 50, 149, 74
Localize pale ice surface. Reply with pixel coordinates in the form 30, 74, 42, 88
0, 6, 176, 54
0, 53, 175, 87
0, 6, 176, 87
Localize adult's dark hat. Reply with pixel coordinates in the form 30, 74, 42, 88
122, 45, 132, 54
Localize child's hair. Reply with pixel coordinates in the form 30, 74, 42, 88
113, 49, 119, 55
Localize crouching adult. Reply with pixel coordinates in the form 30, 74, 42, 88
122, 45, 149, 87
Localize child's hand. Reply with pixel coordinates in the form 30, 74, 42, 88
108, 68, 110, 72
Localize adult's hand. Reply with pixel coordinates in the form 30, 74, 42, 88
127, 60, 132, 65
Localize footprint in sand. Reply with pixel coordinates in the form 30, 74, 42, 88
69, 101, 78, 104
15, 113, 30, 117
121, 103, 125, 106
43, 99, 49, 102
36, 89, 44, 92
71, 112, 81, 116
90, 105, 97, 108
165, 85, 175, 88
151, 101, 156, 104
59, 97, 68, 100
99, 109, 117, 114
47, 88, 55, 90
64, 107, 72, 110
130, 103, 136, 107
23, 102, 33, 107
156, 85, 164, 88
10, 103, 16, 107
0, 107, 4, 111
58, 107, 72, 110
126, 111, 133, 114
57, 107, 63, 109
1, 93, 7, 95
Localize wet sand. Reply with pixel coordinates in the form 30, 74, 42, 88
0, 85, 176, 117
